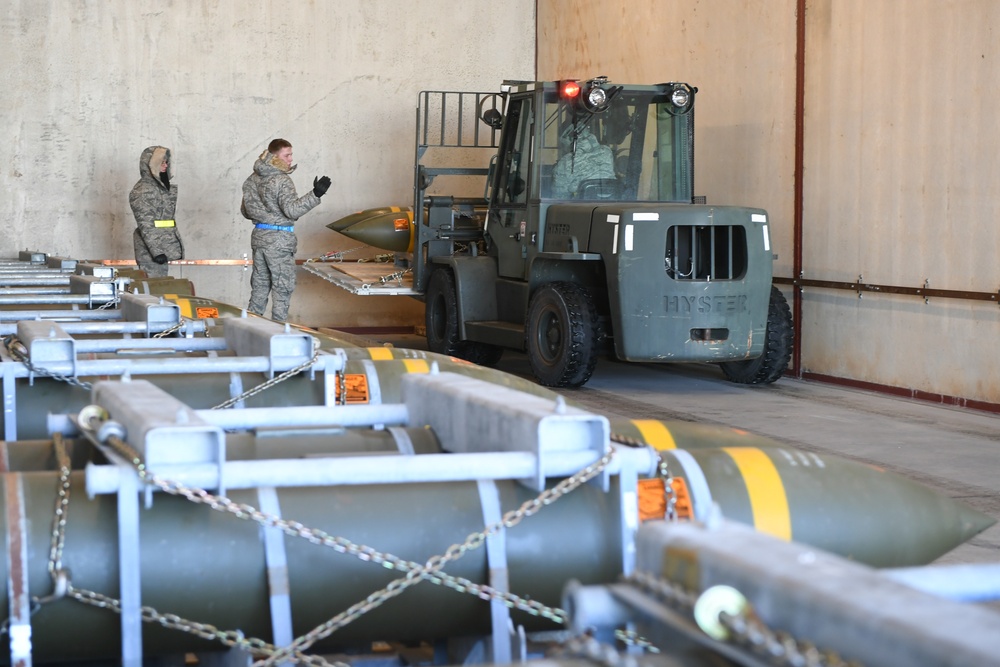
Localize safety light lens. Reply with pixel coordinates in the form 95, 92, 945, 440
671, 87, 690, 108
587, 87, 608, 108
562, 81, 581, 98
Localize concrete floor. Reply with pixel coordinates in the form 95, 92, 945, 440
525, 356, 1000, 568
373, 333, 1000, 567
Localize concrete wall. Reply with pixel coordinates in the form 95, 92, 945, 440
0, 0, 535, 328
801, 0, 1000, 402
537, 0, 1000, 405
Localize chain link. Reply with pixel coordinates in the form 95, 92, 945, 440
24, 409, 612, 663
46, 435, 71, 584
626, 571, 862, 667
96, 293, 120, 310
609, 433, 645, 447
359, 267, 413, 290
95, 432, 613, 663
717, 611, 862, 667
15, 410, 873, 667
357, 253, 395, 263
211, 339, 321, 409
64, 586, 295, 660
552, 633, 639, 667
2, 335, 93, 390
614, 628, 661, 654
612, 433, 677, 521
656, 454, 677, 521
152, 318, 192, 339
37, 434, 335, 664
305, 247, 367, 263
377, 268, 411, 286
256, 448, 615, 665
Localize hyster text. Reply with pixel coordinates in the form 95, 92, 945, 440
665, 294, 748, 314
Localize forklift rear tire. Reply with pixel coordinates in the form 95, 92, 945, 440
526, 282, 601, 388
719, 286, 793, 384
425, 268, 504, 367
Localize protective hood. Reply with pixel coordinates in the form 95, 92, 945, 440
139, 145, 173, 185
253, 150, 297, 177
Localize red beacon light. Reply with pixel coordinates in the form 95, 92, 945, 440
561, 80, 581, 98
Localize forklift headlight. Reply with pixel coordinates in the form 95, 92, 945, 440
662, 83, 695, 115
670, 87, 690, 108
586, 87, 608, 109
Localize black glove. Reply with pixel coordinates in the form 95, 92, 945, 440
313, 175, 331, 198
153, 254, 168, 264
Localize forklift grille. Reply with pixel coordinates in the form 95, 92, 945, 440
665, 225, 747, 281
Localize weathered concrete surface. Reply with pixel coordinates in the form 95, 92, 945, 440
0, 0, 534, 326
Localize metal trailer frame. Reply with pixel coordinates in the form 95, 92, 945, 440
37, 371, 654, 666
1, 252, 998, 667
566, 518, 1000, 667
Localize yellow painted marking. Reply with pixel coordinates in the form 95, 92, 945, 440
402, 359, 430, 374
170, 297, 193, 318
367, 347, 394, 361
723, 447, 791, 541
633, 419, 677, 450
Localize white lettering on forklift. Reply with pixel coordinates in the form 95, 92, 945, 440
633, 212, 659, 221
625, 224, 634, 251
612, 224, 619, 254
664, 294, 749, 314
751, 213, 767, 223
762, 225, 770, 251
607, 214, 620, 223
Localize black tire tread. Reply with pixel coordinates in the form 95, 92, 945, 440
526, 281, 601, 388
719, 285, 793, 384
425, 268, 504, 367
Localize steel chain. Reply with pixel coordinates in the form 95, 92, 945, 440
96, 432, 614, 663
2, 335, 94, 391
29, 437, 320, 663
64, 586, 303, 661
717, 611, 862, 667
553, 633, 638, 667
96, 293, 120, 310
152, 318, 191, 339
357, 253, 395, 263
614, 628, 661, 654
377, 268, 411, 286
657, 454, 677, 521
256, 448, 615, 665
211, 339, 321, 409
305, 246, 367, 264
611, 433, 676, 521
609, 433, 646, 447
46, 435, 71, 587
626, 571, 862, 667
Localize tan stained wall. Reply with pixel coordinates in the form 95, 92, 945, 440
0, 0, 535, 328
539, 0, 1000, 404
802, 0, 1000, 401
